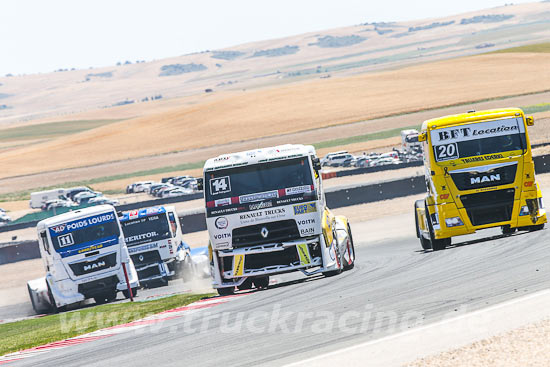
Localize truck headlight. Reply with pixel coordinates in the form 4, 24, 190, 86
520, 206, 530, 216
445, 217, 464, 227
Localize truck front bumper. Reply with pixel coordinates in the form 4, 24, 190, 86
214, 238, 324, 288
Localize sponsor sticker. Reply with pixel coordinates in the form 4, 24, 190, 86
285, 185, 312, 195
296, 243, 311, 265
215, 217, 229, 229
233, 254, 245, 277
293, 202, 317, 215
248, 201, 273, 211
215, 198, 232, 207
239, 190, 278, 204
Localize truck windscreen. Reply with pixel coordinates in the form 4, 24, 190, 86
205, 157, 313, 204
431, 118, 526, 163
49, 212, 120, 251
121, 214, 171, 247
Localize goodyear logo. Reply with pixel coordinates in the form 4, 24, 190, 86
233, 254, 245, 277
77, 244, 104, 254
293, 203, 317, 215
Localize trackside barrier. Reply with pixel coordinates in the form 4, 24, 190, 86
3, 153, 550, 263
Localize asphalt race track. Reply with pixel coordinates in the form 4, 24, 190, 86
7, 223, 550, 367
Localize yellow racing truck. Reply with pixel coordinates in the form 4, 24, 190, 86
414, 108, 546, 251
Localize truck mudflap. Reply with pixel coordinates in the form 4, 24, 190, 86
218, 239, 323, 280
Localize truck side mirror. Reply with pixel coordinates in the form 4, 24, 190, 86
312, 157, 322, 172
526, 116, 535, 126
197, 178, 204, 191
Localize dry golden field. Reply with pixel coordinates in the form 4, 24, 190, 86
1, 52, 549, 179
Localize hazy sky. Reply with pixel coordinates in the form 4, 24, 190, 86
0, 0, 536, 75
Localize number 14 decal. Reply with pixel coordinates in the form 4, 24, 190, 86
210, 176, 231, 195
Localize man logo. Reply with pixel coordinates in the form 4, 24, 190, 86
139, 255, 144, 262
260, 227, 269, 238
471, 174, 501, 185
83, 261, 106, 272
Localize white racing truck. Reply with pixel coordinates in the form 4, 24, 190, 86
27, 205, 139, 313
200, 144, 356, 296
119, 206, 194, 286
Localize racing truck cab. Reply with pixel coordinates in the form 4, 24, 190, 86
120, 206, 193, 285
414, 108, 546, 251
27, 205, 139, 313
202, 144, 355, 295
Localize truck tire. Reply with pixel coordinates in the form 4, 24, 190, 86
343, 225, 355, 270
253, 276, 269, 290
425, 202, 450, 251
415, 201, 431, 251
46, 281, 65, 313
217, 287, 235, 296
94, 290, 117, 304
123, 287, 138, 299
501, 225, 516, 235
237, 278, 253, 291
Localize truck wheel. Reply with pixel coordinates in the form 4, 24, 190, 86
217, 287, 235, 296
253, 276, 269, 290
501, 225, 516, 235
425, 202, 450, 251
46, 281, 63, 313
343, 225, 355, 270
94, 290, 117, 305
415, 201, 431, 251
123, 287, 138, 299
237, 278, 252, 291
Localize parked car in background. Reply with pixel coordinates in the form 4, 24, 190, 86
325, 153, 355, 167
64, 187, 93, 201
41, 199, 77, 212
73, 191, 101, 204
321, 151, 348, 166
133, 181, 155, 193
172, 176, 194, 186
370, 157, 401, 167
354, 157, 370, 168
342, 156, 357, 167
0, 209, 11, 224
88, 197, 119, 206
161, 187, 193, 198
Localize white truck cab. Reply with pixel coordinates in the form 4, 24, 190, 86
202, 144, 356, 295
119, 206, 193, 285
27, 205, 139, 313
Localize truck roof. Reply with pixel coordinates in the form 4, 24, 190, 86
120, 205, 175, 222
421, 108, 524, 132
203, 144, 316, 172
37, 204, 116, 230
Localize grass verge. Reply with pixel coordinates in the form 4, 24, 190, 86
0, 119, 122, 142
489, 42, 550, 54
0, 293, 213, 356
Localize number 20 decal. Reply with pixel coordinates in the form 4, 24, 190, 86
210, 176, 231, 195
435, 143, 458, 161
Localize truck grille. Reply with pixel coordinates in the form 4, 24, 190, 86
137, 264, 162, 280
78, 275, 118, 298
69, 253, 117, 276
232, 220, 300, 248
460, 189, 515, 226
131, 250, 161, 266
450, 163, 517, 191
